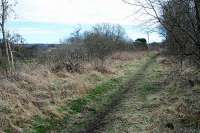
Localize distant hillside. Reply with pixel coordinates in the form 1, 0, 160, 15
22, 43, 62, 49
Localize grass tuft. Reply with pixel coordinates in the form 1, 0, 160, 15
70, 98, 88, 113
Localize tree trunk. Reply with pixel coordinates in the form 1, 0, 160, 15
8, 41, 14, 70
194, 0, 200, 34
0, 0, 15, 75
194, 0, 200, 53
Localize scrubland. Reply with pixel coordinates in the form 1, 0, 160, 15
0, 0, 200, 132
0, 51, 147, 132
0, 50, 200, 133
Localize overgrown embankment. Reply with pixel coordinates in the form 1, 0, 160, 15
26, 53, 157, 133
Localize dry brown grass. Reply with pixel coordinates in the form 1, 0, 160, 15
94, 55, 200, 132
0, 51, 147, 131
146, 56, 200, 132
111, 51, 146, 61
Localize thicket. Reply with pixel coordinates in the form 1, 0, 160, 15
123, 0, 200, 66
40, 24, 137, 73
134, 38, 148, 50
161, 0, 200, 66
1, 23, 151, 76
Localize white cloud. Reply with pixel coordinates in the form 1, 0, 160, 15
9, 0, 162, 43
9, 27, 57, 35
14, 0, 148, 25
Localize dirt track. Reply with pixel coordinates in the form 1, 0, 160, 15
83, 55, 160, 133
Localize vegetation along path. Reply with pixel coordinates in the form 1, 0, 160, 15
84, 53, 166, 133
31, 53, 171, 133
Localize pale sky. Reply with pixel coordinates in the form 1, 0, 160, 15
8, 0, 162, 43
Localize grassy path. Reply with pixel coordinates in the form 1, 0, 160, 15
88, 54, 200, 133
29, 53, 166, 133
85, 54, 159, 133
28, 52, 200, 133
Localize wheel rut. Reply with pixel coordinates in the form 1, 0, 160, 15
81, 55, 158, 133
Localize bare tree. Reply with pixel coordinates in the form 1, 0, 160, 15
0, 0, 16, 74
61, 25, 82, 45
123, 0, 200, 65
7, 33, 26, 59
84, 23, 127, 70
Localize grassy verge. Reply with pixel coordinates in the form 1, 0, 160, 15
21, 53, 156, 133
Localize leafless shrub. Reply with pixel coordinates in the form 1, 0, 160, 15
37, 23, 132, 73
123, 0, 200, 66
83, 23, 128, 70
39, 44, 87, 73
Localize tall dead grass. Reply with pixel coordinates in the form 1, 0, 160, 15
0, 51, 146, 131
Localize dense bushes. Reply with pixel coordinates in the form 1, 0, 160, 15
40, 23, 135, 73
83, 24, 128, 70
124, 0, 200, 66
160, 0, 200, 65
134, 38, 148, 50
39, 44, 87, 73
